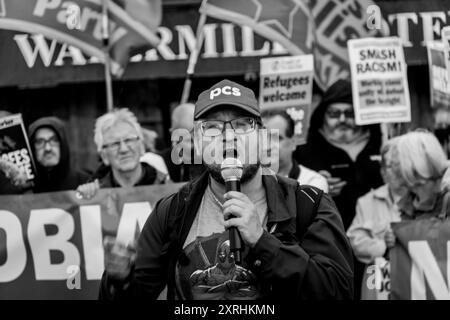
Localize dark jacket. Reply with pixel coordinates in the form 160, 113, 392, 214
28, 117, 89, 193
98, 162, 159, 187
99, 171, 354, 300
159, 147, 204, 182
295, 80, 383, 230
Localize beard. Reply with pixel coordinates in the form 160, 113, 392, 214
324, 123, 363, 143
206, 162, 260, 185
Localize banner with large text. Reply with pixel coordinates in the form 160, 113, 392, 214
0, 183, 183, 299
0, 0, 450, 88
390, 218, 450, 300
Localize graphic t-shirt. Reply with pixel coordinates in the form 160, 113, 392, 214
175, 185, 268, 300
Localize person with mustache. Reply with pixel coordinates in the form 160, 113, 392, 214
98, 80, 354, 301
28, 117, 89, 193
294, 79, 384, 299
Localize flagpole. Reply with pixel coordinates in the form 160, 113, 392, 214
102, 0, 114, 112
180, 0, 207, 104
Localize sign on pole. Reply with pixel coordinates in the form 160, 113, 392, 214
348, 37, 411, 125
426, 41, 450, 109
259, 55, 314, 145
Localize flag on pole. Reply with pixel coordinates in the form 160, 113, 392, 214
0, 0, 162, 76
200, 0, 386, 90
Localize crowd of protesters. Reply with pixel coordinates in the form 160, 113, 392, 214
1, 77, 450, 300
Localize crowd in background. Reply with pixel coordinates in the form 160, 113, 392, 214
1, 78, 450, 300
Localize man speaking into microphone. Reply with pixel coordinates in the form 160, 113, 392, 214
99, 80, 354, 300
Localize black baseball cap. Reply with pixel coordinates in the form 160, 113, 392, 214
194, 79, 260, 120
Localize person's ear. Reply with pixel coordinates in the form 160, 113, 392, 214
139, 140, 145, 156
100, 150, 110, 166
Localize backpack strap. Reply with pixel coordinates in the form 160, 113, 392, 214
296, 185, 323, 239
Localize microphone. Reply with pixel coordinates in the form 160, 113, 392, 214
221, 157, 244, 265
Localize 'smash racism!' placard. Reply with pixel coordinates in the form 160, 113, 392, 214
259, 55, 314, 144
348, 37, 411, 125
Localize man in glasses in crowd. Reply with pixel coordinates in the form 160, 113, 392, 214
294, 79, 383, 299
76, 108, 164, 198
28, 117, 89, 193
99, 79, 353, 300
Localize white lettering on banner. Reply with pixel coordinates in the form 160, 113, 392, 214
0, 201, 155, 282
408, 241, 450, 300
7, 10, 450, 70
14, 34, 57, 68
388, 13, 418, 47
54, 43, 87, 66
27, 209, 81, 280
0, 211, 27, 282
11, 23, 285, 69
241, 26, 270, 57
419, 12, 447, 46
116, 202, 152, 246
33, 0, 127, 46
80, 205, 104, 280
33, 0, 60, 17
221, 23, 237, 58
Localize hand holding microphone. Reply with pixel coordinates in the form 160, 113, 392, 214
221, 158, 264, 264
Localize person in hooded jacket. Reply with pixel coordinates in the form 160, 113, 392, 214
295, 79, 383, 230
294, 79, 383, 299
28, 117, 89, 193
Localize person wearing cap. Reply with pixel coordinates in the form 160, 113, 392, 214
294, 79, 383, 299
99, 79, 354, 300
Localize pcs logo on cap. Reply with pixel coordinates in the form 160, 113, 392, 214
209, 86, 241, 100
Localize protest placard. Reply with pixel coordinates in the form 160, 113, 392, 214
426, 41, 450, 109
0, 113, 36, 186
259, 55, 314, 145
441, 26, 450, 92
348, 37, 411, 125
0, 183, 183, 299
390, 219, 450, 300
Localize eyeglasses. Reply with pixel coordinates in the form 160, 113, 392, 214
34, 136, 59, 149
326, 109, 354, 119
102, 135, 140, 152
199, 117, 257, 137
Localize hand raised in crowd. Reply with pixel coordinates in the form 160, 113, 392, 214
384, 229, 396, 249
76, 179, 100, 199
222, 191, 264, 247
103, 236, 137, 282
319, 170, 347, 197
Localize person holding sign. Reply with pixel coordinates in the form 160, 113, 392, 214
28, 117, 89, 193
76, 108, 166, 198
384, 130, 450, 247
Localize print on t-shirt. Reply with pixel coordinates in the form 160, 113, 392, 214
175, 232, 261, 300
